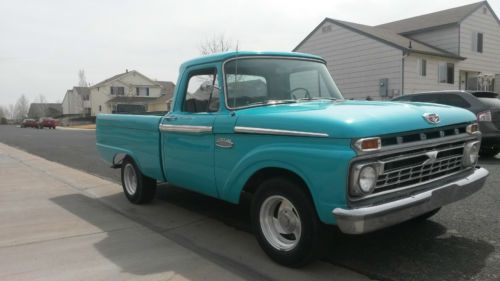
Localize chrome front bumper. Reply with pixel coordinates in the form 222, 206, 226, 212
333, 167, 489, 234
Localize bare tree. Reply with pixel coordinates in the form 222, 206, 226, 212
36, 94, 47, 103
14, 95, 30, 120
78, 69, 88, 87
199, 34, 237, 55
8, 104, 15, 119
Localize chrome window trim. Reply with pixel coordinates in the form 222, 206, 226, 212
234, 126, 329, 138
159, 124, 212, 134
221, 56, 334, 111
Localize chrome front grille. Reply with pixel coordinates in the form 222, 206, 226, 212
374, 141, 465, 193
380, 124, 467, 147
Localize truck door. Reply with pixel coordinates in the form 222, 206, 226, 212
160, 67, 220, 197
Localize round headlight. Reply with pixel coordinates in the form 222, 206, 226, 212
464, 141, 480, 166
358, 165, 377, 194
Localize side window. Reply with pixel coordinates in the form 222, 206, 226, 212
436, 94, 471, 108
412, 94, 440, 103
182, 69, 219, 113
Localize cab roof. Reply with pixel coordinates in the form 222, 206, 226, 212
179, 51, 325, 71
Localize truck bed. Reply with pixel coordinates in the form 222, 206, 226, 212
96, 114, 165, 181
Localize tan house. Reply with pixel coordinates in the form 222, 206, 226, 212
89, 70, 171, 116
294, 1, 500, 99
148, 81, 175, 112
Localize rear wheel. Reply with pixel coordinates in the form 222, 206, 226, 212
251, 177, 323, 267
121, 157, 156, 204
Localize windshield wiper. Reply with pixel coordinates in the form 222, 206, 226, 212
296, 97, 337, 101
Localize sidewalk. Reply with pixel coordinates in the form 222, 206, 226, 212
0, 142, 371, 281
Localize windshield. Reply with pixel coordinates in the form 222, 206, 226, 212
224, 58, 343, 109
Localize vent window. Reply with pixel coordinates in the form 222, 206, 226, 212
321, 25, 332, 33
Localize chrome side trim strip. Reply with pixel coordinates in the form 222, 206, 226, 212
159, 124, 212, 134
234, 126, 329, 138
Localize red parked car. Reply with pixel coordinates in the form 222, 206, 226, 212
38, 118, 57, 129
20, 119, 38, 128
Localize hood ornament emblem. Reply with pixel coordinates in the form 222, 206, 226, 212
423, 113, 440, 125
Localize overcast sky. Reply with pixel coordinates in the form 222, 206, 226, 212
1, 0, 499, 107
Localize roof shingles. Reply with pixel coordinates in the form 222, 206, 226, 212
376, 1, 485, 34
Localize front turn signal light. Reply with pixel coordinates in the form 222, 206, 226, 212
354, 137, 381, 152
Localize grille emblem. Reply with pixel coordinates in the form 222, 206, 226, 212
423, 151, 439, 165
423, 113, 440, 125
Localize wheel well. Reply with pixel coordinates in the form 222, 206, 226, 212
242, 167, 313, 200
112, 153, 130, 168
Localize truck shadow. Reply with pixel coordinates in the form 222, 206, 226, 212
51, 184, 494, 281
158, 185, 494, 281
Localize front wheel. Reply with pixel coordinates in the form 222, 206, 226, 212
251, 177, 323, 267
121, 157, 157, 204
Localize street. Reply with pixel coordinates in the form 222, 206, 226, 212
1, 125, 499, 281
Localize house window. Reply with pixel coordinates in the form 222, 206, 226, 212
472, 32, 484, 53
418, 58, 427, 77
136, 87, 149, 96
438, 62, 454, 84
110, 86, 125, 95
99, 105, 102, 111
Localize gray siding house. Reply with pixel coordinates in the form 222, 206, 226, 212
294, 1, 500, 100
62, 87, 91, 116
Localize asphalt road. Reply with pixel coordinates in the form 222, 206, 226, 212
1, 124, 499, 281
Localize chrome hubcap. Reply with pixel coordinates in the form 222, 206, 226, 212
259, 195, 302, 251
124, 163, 137, 195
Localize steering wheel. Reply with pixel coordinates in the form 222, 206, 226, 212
289, 87, 311, 100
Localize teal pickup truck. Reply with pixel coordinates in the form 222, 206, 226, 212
97, 51, 489, 266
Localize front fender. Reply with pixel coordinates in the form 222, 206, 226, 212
219, 141, 355, 224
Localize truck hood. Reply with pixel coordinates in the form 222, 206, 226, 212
234, 100, 477, 139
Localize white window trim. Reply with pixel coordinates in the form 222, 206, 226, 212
417, 58, 427, 78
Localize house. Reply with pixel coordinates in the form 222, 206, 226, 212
62, 87, 91, 116
89, 70, 170, 116
294, 1, 500, 99
148, 81, 176, 112
28, 103, 63, 119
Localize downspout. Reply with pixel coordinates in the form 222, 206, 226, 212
401, 50, 409, 95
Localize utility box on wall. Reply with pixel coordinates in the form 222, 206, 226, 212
379, 78, 388, 97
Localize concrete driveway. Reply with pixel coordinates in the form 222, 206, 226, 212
0, 142, 369, 281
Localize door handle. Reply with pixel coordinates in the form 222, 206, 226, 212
164, 116, 177, 121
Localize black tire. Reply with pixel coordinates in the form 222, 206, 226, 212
120, 157, 157, 204
411, 207, 441, 222
251, 177, 323, 267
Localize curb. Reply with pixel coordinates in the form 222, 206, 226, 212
56, 127, 96, 131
